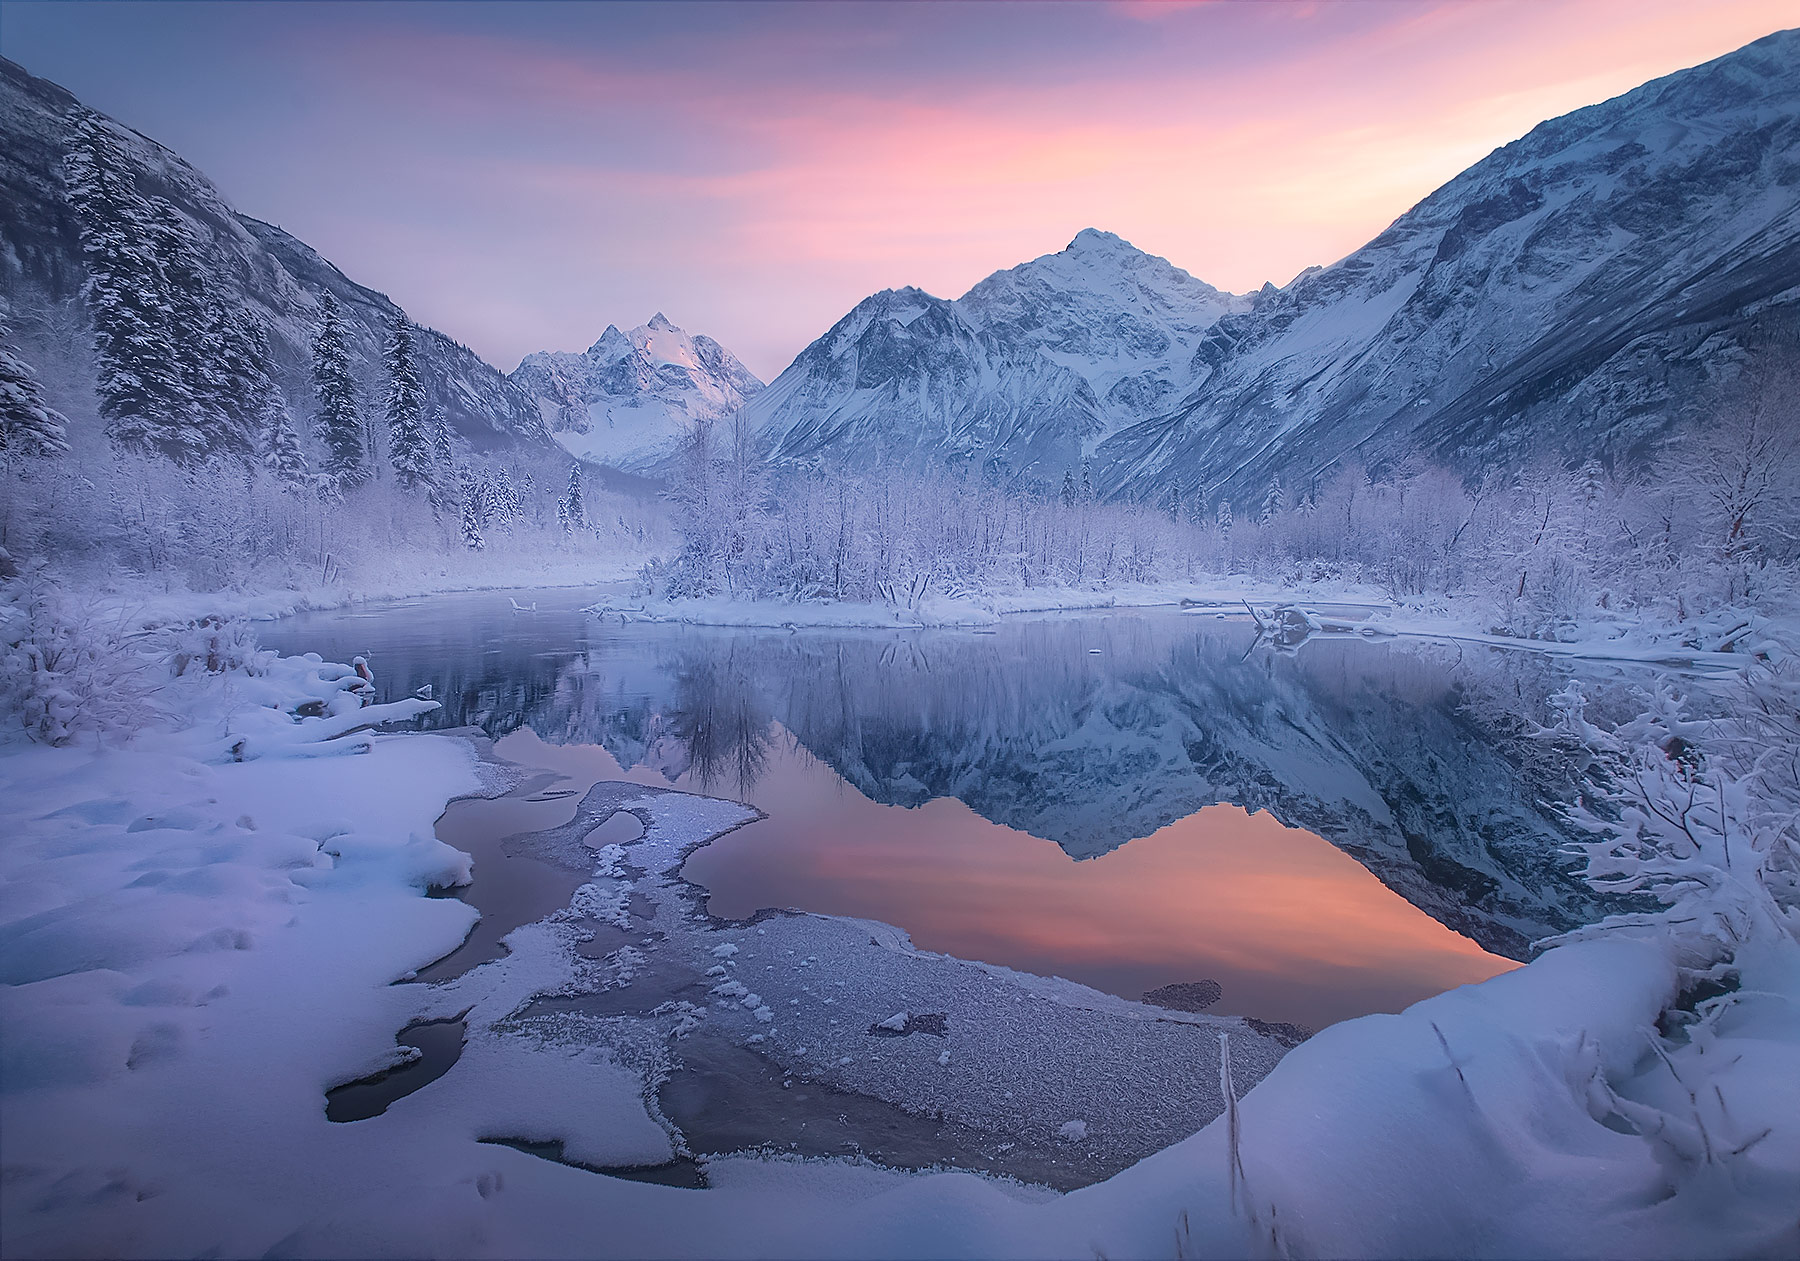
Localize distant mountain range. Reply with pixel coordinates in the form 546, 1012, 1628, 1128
0, 56, 553, 458
4, 28, 1796, 496
744, 29, 1800, 501
510, 314, 763, 472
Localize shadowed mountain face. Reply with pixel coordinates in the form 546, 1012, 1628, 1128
265, 596, 1637, 961
0, 57, 553, 454
1098, 28, 1800, 505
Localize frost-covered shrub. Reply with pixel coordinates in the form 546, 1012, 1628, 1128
155, 615, 265, 677
1546, 659, 1800, 978
0, 568, 155, 745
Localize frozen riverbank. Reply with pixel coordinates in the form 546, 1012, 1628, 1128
590, 580, 1789, 676
3, 638, 1794, 1258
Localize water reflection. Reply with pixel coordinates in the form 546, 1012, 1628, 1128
264, 591, 1618, 971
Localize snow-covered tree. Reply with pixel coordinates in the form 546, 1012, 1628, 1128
0, 324, 70, 462
262, 387, 308, 487
460, 495, 484, 551
310, 292, 365, 488
1260, 477, 1286, 524
429, 406, 454, 471
62, 109, 195, 461
211, 304, 285, 459
563, 462, 585, 529
144, 197, 225, 452
383, 313, 431, 491
1656, 367, 1800, 604
1060, 469, 1077, 508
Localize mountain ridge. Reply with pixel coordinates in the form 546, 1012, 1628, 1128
0, 55, 555, 459
740, 29, 1800, 499
743, 230, 1247, 479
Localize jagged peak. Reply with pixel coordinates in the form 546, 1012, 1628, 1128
585, 324, 631, 356
645, 312, 677, 332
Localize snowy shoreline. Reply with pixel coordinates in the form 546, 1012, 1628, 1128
584, 582, 1776, 675
3, 631, 1795, 1256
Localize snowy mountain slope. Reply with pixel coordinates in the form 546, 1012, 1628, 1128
1098, 28, 1800, 506
743, 234, 1250, 481
0, 56, 554, 455
510, 313, 763, 471
959, 228, 1252, 419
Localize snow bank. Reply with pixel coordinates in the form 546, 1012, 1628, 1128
5, 637, 1795, 1258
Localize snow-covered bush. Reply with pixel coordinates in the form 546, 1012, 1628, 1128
0, 567, 155, 745
154, 615, 264, 677
1521, 659, 1800, 1209
1547, 663, 1799, 972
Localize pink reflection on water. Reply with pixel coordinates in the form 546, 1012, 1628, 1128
496, 725, 1515, 1031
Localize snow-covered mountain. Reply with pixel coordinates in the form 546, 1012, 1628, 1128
1099, 28, 1800, 505
743, 230, 1249, 481
0, 56, 554, 456
510, 314, 763, 471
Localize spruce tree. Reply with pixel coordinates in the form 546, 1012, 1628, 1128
429, 406, 454, 470
1080, 459, 1094, 502
383, 313, 431, 490
563, 462, 585, 528
212, 304, 281, 458
310, 292, 364, 487
262, 382, 308, 487
460, 495, 485, 550
145, 198, 222, 456
1261, 477, 1286, 524
1060, 469, 1077, 508
62, 109, 193, 460
0, 323, 71, 462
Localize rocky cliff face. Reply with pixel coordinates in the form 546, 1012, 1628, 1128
0, 56, 553, 455
511, 313, 763, 472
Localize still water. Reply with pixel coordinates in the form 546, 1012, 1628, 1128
263, 588, 1607, 1033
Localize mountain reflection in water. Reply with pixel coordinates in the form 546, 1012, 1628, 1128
264, 590, 1619, 1026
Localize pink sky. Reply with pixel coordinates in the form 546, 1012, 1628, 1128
4, 1, 1793, 379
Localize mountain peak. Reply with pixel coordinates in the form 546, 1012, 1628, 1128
1066, 227, 1133, 255
646, 312, 677, 332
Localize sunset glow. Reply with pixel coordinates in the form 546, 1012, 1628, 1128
3, 0, 1791, 379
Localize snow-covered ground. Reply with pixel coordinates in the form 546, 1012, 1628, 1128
78, 554, 644, 634
4, 634, 1795, 1257
588, 578, 1784, 675
585, 578, 1392, 630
